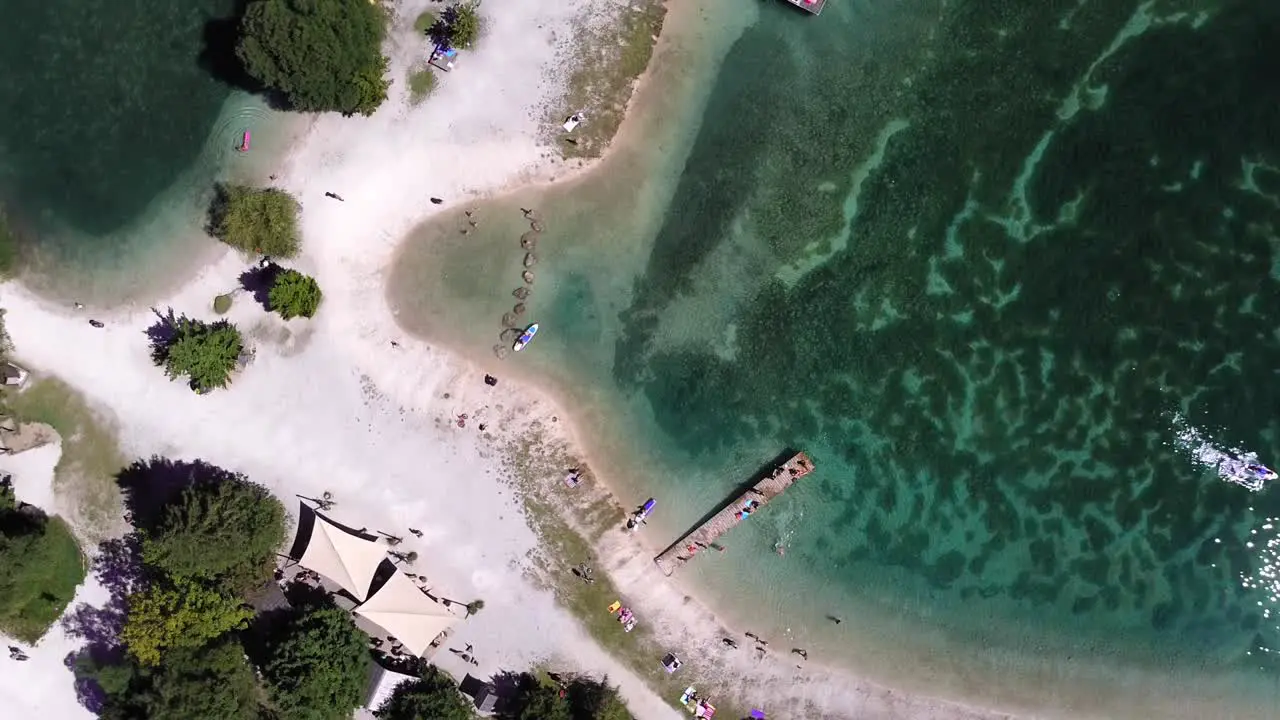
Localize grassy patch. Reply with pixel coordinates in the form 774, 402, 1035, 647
547, 0, 667, 159
6, 377, 127, 540
0, 515, 86, 643
213, 293, 234, 315
413, 9, 438, 34
502, 424, 744, 718
407, 66, 438, 105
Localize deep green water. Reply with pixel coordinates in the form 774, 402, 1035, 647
391, 0, 1280, 711
0, 0, 283, 300
621, 0, 1280, 686
629, 0, 1280, 659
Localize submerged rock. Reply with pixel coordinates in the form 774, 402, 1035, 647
502, 312, 517, 326
529, 221, 544, 232
523, 253, 538, 268
493, 344, 509, 360
522, 270, 535, 284
513, 287, 530, 299
513, 303, 526, 315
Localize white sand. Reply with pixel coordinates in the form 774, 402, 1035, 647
0, 1, 1017, 719
0, 1, 680, 718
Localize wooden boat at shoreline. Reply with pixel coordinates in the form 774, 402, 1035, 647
782, 0, 824, 15
654, 451, 814, 576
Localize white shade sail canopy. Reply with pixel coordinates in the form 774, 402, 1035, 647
295, 509, 388, 600
354, 571, 460, 656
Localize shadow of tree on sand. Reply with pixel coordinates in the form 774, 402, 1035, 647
143, 307, 180, 366
60, 535, 146, 713
238, 263, 282, 311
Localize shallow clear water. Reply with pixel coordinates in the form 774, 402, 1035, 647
0, 0, 289, 302
392, 0, 1280, 713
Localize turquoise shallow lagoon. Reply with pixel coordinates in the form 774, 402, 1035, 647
0, 0, 291, 302
392, 0, 1280, 714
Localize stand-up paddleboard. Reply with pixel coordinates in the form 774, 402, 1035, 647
238, 129, 251, 152
513, 322, 539, 352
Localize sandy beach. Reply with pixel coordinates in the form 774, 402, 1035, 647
0, 1, 1136, 719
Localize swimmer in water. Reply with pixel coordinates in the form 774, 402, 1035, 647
774, 542, 785, 556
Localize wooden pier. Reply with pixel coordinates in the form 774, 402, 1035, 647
654, 452, 815, 576
782, 0, 825, 15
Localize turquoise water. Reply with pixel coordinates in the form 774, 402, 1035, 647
0, 0, 288, 301
392, 0, 1280, 713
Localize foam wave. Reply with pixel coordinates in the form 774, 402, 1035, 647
1170, 413, 1275, 492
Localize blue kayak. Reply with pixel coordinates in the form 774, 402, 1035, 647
513, 322, 539, 352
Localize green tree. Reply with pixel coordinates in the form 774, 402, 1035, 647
429, 2, 481, 50
79, 641, 259, 720
237, 0, 391, 115
515, 679, 571, 720
260, 604, 370, 720
269, 269, 323, 319
0, 484, 85, 642
155, 316, 244, 393
375, 665, 474, 720
209, 184, 302, 258
141, 641, 260, 720
121, 577, 254, 666
566, 676, 631, 720
142, 472, 285, 589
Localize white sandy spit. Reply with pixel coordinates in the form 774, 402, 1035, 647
0, 0, 675, 718
0, 1, 1012, 719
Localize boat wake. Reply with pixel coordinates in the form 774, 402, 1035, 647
1171, 413, 1277, 492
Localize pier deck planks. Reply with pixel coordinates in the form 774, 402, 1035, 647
654, 452, 814, 576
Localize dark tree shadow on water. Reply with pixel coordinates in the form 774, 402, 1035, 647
197, 0, 255, 90
197, 0, 293, 110
239, 263, 282, 311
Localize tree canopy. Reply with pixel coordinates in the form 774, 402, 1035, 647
209, 184, 302, 257
237, 0, 391, 115
0, 483, 85, 642
501, 673, 632, 720
429, 2, 482, 51
261, 603, 370, 720
566, 676, 631, 720
82, 640, 259, 720
121, 576, 254, 665
514, 678, 571, 720
375, 665, 474, 720
269, 268, 323, 319
154, 316, 244, 393
142, 472, 285, 589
